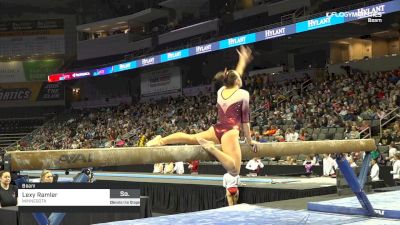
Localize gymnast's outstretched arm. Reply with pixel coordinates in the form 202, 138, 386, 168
235, 45, 253, 77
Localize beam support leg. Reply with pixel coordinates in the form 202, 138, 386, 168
335, 153, 376, 216
358, 152, 372, 189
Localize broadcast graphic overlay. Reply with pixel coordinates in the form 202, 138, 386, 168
18, 183, 140, 213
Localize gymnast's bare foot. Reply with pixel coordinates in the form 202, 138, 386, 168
196, 137, 215, 152
146, 135, 164, 147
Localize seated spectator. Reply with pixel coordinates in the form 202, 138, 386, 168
263, 125, 278, 136
323, 154, 337, 177
173, 161, 185, 175
222, 173, 240, 206
285, 128, 298, 142
348, 157, 357, 167
303, 155, 315, 177
370, 159, 380, 181
299, 129, 312, 141
376, 108, 386, 120
358, 120, 370, 132
387, 143, 398, 165
392, 131, 400, 145
245, 157, 264, 176
371, 149, 387, 166
390, 153, 400, 182
346, 126, 360, 139
344, 122, 353, 137
285, 156, 296, 165
163, 162, 174, 174
252, 131, 262, 142
352, 151, 362, 162
379, 130, 393, 146
115, 139, 125, 147
273, 128, 285, 142
0, 171, 18, 207
153, 163, 164, 173
188, 160, 199, 175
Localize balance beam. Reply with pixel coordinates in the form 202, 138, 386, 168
4, 139, 376, 171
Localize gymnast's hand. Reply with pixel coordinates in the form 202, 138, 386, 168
247, 139, 259, 153
236, 45, 253, 63
196, 137, 215, 151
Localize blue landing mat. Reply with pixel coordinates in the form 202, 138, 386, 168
22, 171, 296, 183
308, 190, 400, 219
95, 204, 400, 225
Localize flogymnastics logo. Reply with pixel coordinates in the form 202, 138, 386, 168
326, 4, 385, 23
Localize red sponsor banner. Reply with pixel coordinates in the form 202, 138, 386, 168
48, 71, 91, 82
48, 73, 64, 83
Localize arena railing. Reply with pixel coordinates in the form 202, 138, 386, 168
379, 106, 400, 136
300, 78, 312, 95
360, 127, 372, 139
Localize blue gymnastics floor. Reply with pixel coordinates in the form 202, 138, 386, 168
95, 204, 400, 225
308, 190, 400, 219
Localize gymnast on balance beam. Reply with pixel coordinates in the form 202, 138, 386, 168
146, 45, 259, 176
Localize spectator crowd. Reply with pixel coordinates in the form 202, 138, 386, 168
13, 68, 400, 154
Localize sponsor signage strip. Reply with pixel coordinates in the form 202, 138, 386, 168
48, 0, 400, 82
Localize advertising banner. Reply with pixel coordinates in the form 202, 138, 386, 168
0, 19, 64, 36
0, 59, 63, 83
0, 82, 64, 106
140, 67, 182, 97
0, 61, 24, 83
23, 59, 64, 81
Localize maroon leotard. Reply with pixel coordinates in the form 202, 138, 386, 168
213, 87, 250, 142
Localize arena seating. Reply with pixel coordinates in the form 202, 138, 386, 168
10, 67, 400, 151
